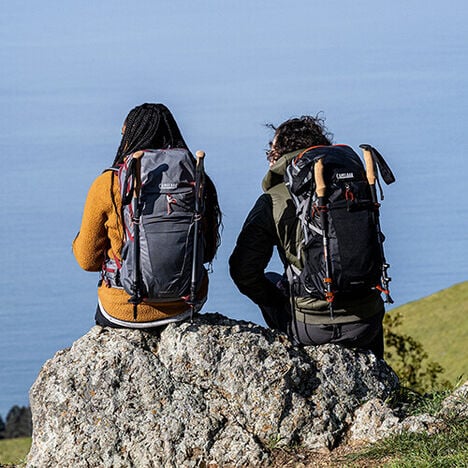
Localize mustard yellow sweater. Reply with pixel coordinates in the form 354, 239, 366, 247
73, 170, 206, 323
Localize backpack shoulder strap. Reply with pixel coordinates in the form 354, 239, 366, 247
267, 183, 303, 269
102, 167, 119, 174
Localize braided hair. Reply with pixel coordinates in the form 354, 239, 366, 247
266, 114, 334, 163
112, 103, 189, 167
111, 103, 222, 261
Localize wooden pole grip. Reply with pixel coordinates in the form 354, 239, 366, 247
314, 158, 326, 198
362, 148, 376, 186
133, 151, 144, 198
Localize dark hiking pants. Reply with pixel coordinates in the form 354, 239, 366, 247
259, 273, 385, 359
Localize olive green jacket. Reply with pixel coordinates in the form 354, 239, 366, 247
229, 150, 383, 325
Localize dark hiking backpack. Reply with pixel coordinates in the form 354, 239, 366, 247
102, 148, 205, 316
284, 144, 395, 313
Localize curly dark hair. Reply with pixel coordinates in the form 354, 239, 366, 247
266, 114, 333, 163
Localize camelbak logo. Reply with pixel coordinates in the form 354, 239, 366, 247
159, 183, 178, 190
336, 172, 354, 180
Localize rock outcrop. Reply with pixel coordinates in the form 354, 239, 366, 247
347, 398, 438, 443
347, 380, 468, 445
440, 381, 468, 419
27, 313, 399, 467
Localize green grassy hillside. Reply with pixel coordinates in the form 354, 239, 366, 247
386, 281, 468, 385
0, 436, 30, 466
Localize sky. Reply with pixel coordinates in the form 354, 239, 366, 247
3, 0, 465, 303
0, 1, 467, 415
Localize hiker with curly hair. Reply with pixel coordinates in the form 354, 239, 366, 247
73, 103, 222, 329
229, 115, 385, 358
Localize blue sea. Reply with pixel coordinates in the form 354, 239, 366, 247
1, 1, 467, 418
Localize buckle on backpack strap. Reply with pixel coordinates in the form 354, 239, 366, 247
166, 194, 177, 214
311, 204, 328, 218
323, 278, 335, 319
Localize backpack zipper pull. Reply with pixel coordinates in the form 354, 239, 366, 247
345, 183, 355, 211
166, 194, 177, 214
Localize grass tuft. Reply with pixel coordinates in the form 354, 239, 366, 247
346, 414, 468, 467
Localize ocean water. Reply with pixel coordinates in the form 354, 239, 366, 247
1, 1, 467, 418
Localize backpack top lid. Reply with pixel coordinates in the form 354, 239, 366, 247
119, 148, 196, 206
286, 144, 366, 197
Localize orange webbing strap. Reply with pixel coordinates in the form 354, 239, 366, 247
295, 145, 327, 163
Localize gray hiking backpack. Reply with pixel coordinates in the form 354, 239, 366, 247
102, 148, 205, 317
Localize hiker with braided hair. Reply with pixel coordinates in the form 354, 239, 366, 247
229, 115, 385, 358
73, 103, 222, 329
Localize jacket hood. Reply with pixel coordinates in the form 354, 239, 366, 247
261, 149, 303, 192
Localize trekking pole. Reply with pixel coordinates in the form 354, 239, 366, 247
128, 151, 145, 319
360, 145, 394, 304
314, 158, 335, 318
189, 150, 205, 320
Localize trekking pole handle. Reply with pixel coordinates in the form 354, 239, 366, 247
314, 158, 326, 199
361, 146, 376, 186
196, 150, 205, 173
132, 150, 144, 198
194, 150, 205, 205
196, 150, 205, 161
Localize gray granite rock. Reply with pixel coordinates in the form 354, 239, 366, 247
347, 398, 439, 443
439, 380, 468, 419
27, 313, 399, 467
348, 381, 468, 444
